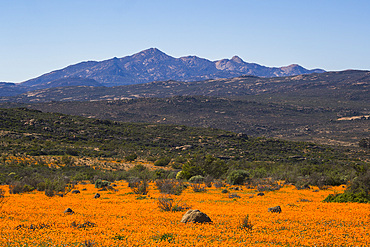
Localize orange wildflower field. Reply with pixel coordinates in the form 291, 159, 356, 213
0, 182, 369, 246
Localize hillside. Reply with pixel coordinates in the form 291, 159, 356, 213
2, 70, 367, 103
1, 70, 368, 147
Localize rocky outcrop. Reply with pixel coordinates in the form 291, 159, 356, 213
181, 209, 212, 223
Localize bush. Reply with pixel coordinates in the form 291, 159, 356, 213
188, 175, 204, 183
157, 196, 173, 211
214, 180, 225, 188
348, 170, 370, 195
36, 182, 47, 191
255, 178, 281, 192
9, 181, 34, 194
190, 183, 206, 192
128, 178, 149, 195
125, 153, 138, 162
323, 191, 370, 203
204, 175, 214, 187
227, 170, 249, 185
239, 215, 253, 231
95, 179, 110, 189
0, 189, 5, 210
155, 179, 185, 195
181, 155, 228, 180
176, 171, 185, 180
157, 195, 190, 212
154, 169, 170, 180
154, 157, 171, 167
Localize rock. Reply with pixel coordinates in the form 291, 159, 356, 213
94, 193, 100, 199
181, 209, 212, 223
268, 206, 281, 213
229, 193, 240, 198
64, 208, 74, 214
71, 190, 80, 194
257, 192, 264, 196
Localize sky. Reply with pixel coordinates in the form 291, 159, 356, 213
1, 0, 370, 83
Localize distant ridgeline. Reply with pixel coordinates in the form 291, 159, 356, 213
0, 48, 324, 97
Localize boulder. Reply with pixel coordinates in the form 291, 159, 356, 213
71, 190, 80, 194
181, 209, 212, 223
64, 208, 74, 214
94, 193, 101, 199
257, 192, 264, 196
268, 206, 281, 213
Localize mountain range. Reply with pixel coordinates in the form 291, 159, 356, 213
0, 48, 324, 97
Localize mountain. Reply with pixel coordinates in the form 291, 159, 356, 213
15, 48, 324, 90
0, 82, 29, 97
3, 70, 367, 103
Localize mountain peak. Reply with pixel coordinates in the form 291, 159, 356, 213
131, 48, 172, 61
231, 56, 244, 63
138, 47, 166, 56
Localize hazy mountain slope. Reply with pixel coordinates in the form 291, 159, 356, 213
3, 70, 368, 103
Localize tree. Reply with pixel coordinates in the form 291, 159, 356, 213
181, 155, 228, 180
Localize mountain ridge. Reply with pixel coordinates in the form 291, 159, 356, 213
0, 48, 325, 97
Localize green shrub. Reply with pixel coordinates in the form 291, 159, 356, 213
154, 157, 171, 167
176, 171, 185, 180
95, 179, 110, 189
181, 155, 227, 180
125, 153, 138, 162
227, 170, 249, 185
36, 182, 46, 191
188, 175, 204, 183
323, 191, 370, 203
9, 181, 33, 194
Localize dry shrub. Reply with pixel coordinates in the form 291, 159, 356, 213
157, 196, 173, 211
157, 195, 190, 212
213, 180, 225, 188
204, 175, 214, 187
155, 179, 184, 195
246, 178, 281, 192
190, 183, 206, 192
0, 189, 5, 210
239, 215, 253, 231
9, 181, 34, 194
129, 178, 149, 195
82, 240, 96, 247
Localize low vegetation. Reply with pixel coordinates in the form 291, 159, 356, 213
0, 107, 369, 201
0, 181, 368, 246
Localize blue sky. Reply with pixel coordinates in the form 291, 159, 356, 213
1, 0, 369, 83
